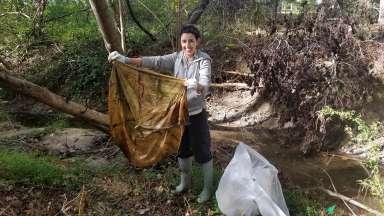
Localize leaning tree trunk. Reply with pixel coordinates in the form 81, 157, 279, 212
0, 69, 109, 131
379, 0, 384, 25
187, 0, 209, 24
89, 0, 123, 53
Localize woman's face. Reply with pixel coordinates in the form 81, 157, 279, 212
181, 33, 199, 59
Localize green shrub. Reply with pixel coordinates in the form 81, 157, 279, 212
27, 37, 109, 105
318, 106, 384, 205
284, 190, 323, 216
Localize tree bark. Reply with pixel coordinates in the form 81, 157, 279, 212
0, 70, 109, 130
118, 0, 126, 53
89, 0, 123, 53
187, 0, 209, 24
379, 0, 384, 25
31, 0, 48, 39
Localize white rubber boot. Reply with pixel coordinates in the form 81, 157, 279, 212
175, 156, 192, 193
197, 159, 213, 203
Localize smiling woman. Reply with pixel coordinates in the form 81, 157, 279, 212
180, 27, 200, 59
108, 24, 214, 203
181, 33, 198, 59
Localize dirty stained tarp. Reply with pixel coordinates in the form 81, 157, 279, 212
108, 62, 188, 167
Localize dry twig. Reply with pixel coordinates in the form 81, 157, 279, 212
78, 186, 87, 216
321, 168, 357, 216
318, 187, 384, 216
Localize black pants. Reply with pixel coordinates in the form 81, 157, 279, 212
178, 110, 212, 164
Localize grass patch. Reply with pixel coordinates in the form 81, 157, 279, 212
284, 190, 324, 216
0, 147, 125, 189
46, 114, 71, 130
0, 148, 68, 186
0, 109, 10, 122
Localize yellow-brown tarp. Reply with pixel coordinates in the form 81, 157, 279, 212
108, 62, 188, 167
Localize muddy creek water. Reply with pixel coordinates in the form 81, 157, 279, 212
211, 128, 384, 213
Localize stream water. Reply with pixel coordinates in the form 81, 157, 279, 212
211, 128, 384, 213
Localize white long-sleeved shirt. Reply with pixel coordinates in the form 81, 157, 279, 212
141, 50, 212, 115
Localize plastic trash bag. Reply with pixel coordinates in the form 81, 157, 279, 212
216, 143, 290, 216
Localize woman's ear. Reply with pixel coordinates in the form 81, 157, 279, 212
197, 38, 202, 46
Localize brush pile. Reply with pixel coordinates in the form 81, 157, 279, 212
245, 10, 379, 153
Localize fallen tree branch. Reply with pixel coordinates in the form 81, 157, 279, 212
208, 121, 265, 131
0, 70, 109, 132
210, 82, 251, 90
321, 168, 357, 216
223, 70, 254, 78
318, 187, 384, 216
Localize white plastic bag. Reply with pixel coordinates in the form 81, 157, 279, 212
216, 143, 290, 216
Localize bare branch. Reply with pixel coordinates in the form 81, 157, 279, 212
0, 12, 31, 19
210, 82, 251, 90
126, 0, 156, 41
223, 70, 254, 78
136, 0, 174, 49
118, 0, 126, 53
187, 0, 209, 24
319, 187, 384, 216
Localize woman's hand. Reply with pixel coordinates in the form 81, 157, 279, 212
185, 79, 197, 89
108, 51, 130, 64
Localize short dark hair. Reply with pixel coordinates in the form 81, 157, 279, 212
180, 24, 201, 40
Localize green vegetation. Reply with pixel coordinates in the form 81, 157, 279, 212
0, 109, 9, 122
0, 147, 71, 187
319, 106, 384, 206
0, 147, 124, 189
28, 38, 109, 105
46, 114, 71, 129
319, 106, 380, 144
284, 190, 324, 216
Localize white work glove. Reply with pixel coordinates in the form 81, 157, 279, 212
108, 51, 130, 64
184, 78, 197, 89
